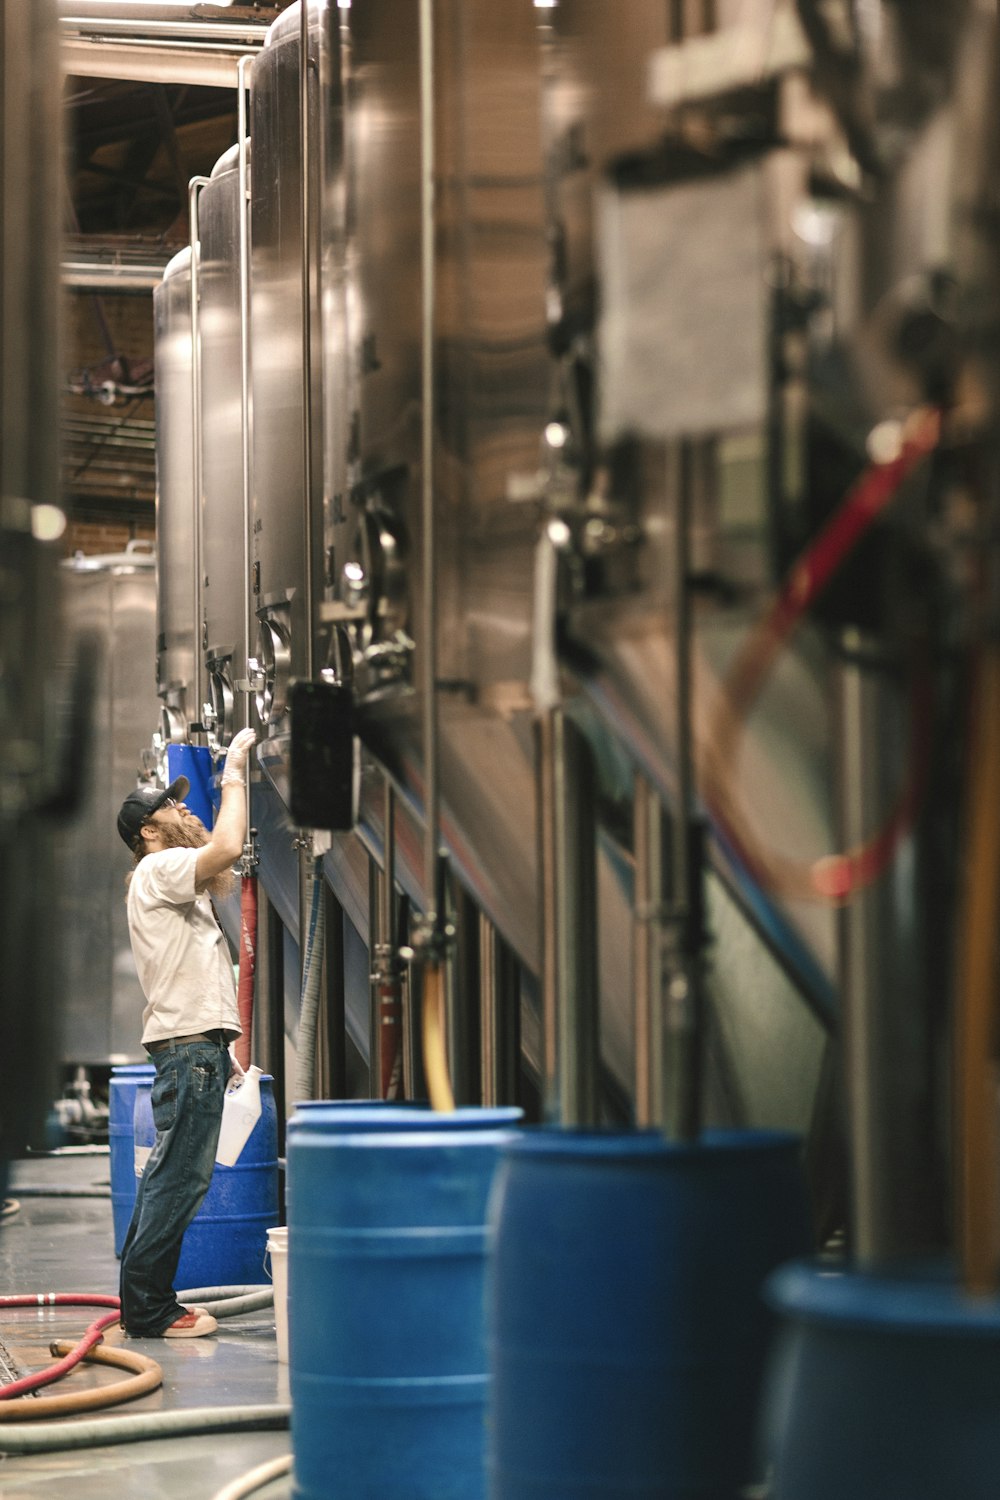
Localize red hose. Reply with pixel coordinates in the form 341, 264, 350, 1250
703, 406, 942, 902
236, 874, 258, 1072
0, 1297, 121, 1400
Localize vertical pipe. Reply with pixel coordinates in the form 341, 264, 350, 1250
632, 774, 666, 1128
836, 641, 945, 1266
418, 0, 440, 937
658, 442, 703, 1142
368, 781, 404, 1099
317, 882, 347, 1101
537, 708, 600, 1126
480, 914, 520, 1107
955, 645, 1000, 1293
447, 881, 483, 1106
237, 51, 254, 748
188, 176, 210, 740
299, 0, 315, 680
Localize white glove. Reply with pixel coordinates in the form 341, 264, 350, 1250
221, 726, 257, 786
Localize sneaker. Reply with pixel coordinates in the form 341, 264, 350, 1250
161, 1308, 218, 1338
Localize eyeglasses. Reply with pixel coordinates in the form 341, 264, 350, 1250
159, 798, 179, 810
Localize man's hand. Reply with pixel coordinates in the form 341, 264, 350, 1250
221, 727, 257, 787
228, 1046, 246, 1084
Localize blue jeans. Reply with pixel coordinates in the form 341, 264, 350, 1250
119, 1037, 231, 1335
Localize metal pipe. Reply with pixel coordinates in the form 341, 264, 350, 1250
417, 0, 441, 942
632, 773, 667, 1128
657, 442, 704, 1141
61, 17, 269, 43
62, 37, 253, 87
188, 175, 209, 742
479, 913, 520, 1107
299, 0, 315, 682
536, 708, 600, 1126
61, 260, 170, 291
369, 780, 404, 1098
237, 52, 255, 847
837, 639, 947, 1267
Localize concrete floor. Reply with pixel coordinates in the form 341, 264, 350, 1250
0, 1151, 291, 1500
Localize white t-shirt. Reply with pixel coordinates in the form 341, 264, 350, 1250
126, 847, 243, 1046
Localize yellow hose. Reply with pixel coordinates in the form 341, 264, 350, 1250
0, 1341, 162, 1421
421, 963, 456, 1112
955, 645, 1000, 1294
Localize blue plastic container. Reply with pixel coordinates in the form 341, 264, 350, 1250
763, 1260, 1000, 1499
133, 1073, 278, 1288
287, 1106, 521, 1500
165, 742, 215, 826
488, 1128, 811, 1500
109, 1063, 155, 1255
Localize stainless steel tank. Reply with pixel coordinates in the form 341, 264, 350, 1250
56, 546, 159, 1065
249, 1, 328, 739
153, 246, 196, 745
200, 142, 249, 746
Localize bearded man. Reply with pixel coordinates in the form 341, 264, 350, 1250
115, 726, 256, 1338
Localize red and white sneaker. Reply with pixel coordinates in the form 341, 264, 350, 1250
161, 1307, 218, 1338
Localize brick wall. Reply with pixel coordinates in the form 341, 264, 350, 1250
64, 515, 155, 559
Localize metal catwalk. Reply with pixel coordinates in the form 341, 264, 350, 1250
0, 1152, 291, 1499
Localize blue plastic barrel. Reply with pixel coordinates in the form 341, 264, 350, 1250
763, 1260, 1000, 1499
288, 1106, 521, 1500
488, 1128, 811, 1499
109, 1063, 155, 1255
133, 1073, 278, 1288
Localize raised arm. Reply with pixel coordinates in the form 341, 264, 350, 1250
195, 728, 257, 892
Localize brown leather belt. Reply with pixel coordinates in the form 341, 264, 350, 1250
146, 1029, 231, 1053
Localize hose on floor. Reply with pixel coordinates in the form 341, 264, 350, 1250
210, 1453, 294, 1500
0, 1404, 290, 1454
0, 1341, 161, 1421
175, 1286, 274, 1318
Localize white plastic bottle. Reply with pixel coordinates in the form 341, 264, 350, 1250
216, 1064, 263, 1166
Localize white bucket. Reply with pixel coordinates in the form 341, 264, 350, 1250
265, 1225, 289, 1364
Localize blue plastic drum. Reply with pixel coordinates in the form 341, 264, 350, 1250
287, 1106, 521, 1500
133, 1073, 278, 1288
763, 1260, 1000, 1500
109, 1063, 155, 1255
488, 1128, 811, 1499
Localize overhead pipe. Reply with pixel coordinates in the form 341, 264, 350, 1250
188, 175, 209, 744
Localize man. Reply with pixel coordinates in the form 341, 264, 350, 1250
115, 726, 256, 1338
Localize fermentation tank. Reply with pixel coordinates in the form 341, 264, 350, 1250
249, 2, 328, 752
153, 246, 197, 746
200, 142, 250, 748
56, 545, 159, 1066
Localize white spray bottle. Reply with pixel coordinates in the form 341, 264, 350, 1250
216, 1064, 263, 1166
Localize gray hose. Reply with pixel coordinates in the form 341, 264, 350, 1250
178, 1289, 274, 1319
292, 858, 326, 1104
0, 1404, 290, 1454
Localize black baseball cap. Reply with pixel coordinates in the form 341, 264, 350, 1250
117, 775, 190, 848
